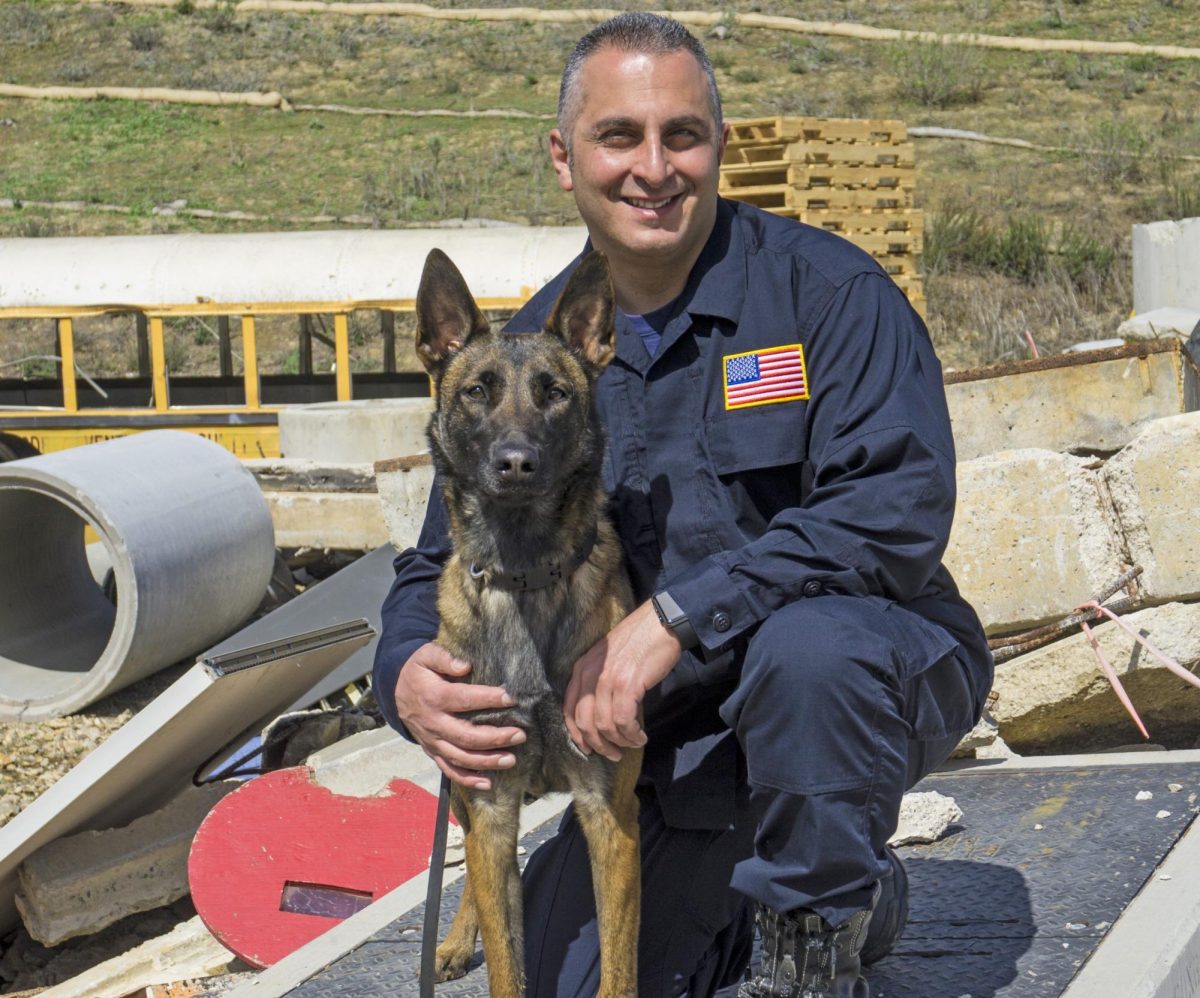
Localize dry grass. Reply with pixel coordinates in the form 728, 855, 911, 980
2, 1, 1200, 368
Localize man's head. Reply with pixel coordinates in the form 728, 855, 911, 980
550, 13, 730, 292
557, 14, 723, 161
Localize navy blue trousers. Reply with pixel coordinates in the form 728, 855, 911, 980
521, 595, 981, 997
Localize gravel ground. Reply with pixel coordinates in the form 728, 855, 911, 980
0, 661, 193, 828
0, 660, 201, 995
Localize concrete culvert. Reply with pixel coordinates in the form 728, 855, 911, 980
0, 431, 275, 720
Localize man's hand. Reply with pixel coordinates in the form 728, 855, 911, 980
394, 642, 526, 791
564, 600, 683, 761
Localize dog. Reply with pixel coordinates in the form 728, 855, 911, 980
414, 248, 640, 997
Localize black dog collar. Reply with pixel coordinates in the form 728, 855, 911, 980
469, 524, 599, 592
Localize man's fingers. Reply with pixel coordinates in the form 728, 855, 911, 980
441, 681, 516, 714
431, 738, 518, 776
432, 756, 494, 792
436, 716, 525, 752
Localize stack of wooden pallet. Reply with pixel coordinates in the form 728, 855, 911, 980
720, 116, 924, 315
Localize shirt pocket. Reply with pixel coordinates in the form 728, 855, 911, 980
704, 403, 810, 536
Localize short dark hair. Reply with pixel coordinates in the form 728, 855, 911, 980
557, 13, 723, 153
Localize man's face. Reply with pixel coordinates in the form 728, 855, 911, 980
550, 46, 729, 274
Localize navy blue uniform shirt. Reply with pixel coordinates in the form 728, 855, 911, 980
374, 198, 992, 828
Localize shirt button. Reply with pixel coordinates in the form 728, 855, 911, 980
712, 610, 732, 633
803, 580, 824, 598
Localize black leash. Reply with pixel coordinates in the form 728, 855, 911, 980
420, 774, 452, 998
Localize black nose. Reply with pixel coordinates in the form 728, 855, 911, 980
491, 441, 540, 481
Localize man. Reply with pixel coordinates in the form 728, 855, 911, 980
374, 13, 992, 997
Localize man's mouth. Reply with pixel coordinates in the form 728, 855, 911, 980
624, 193, 682, 211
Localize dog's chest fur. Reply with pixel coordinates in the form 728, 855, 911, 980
436, 516, 630, 795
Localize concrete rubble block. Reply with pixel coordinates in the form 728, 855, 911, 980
34, 915, 234, 998
306, 725, 436, 798
945, 341, 1197, 461
951, 710, 1016, 759
890, 791, 962, 846
265, 491, 389, 550
990, 602, 1200, 754
1103, 411, 1200, 604
945, 448, 1125, 633
278, 399, 434, 465
14, 782, 239, 947
374, 455, 436, 552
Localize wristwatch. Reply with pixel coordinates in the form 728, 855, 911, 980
651, 590, 699, 650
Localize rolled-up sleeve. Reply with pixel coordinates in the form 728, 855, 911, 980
371, 480, 450, 735
668, 273, 957, 651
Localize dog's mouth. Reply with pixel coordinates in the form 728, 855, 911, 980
482, 473, 551, 505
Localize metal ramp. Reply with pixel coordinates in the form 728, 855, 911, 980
227, 753, 1200, 998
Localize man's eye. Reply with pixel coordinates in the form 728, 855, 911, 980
464, 385, 487, 401
599, 130, 637, 146
665, 130, 702, 150
547, 386, 568, 402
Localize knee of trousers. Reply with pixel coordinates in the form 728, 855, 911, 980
719, 596, 910, 796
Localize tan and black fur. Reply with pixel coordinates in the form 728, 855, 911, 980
415, 248, 639, 997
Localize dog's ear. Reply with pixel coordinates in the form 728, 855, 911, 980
415, 249, 491, 374
546, 252, 616, 370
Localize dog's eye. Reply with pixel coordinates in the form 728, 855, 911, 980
464, 384, 487, 401
546, 386, 568, 402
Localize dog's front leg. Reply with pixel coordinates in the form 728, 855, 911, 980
575, 750, 642, 998
461, 789, 525, 997
435, 868, 478, 981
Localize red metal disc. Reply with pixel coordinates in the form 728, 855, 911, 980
188, 767, 443, 967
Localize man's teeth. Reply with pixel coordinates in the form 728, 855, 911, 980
628, 196, 675, 209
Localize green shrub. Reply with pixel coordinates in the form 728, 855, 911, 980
893, 41, 988, 109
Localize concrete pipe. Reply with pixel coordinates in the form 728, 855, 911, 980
0, 431, 275, 720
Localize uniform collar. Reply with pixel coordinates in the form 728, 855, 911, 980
612, 198, 746, 372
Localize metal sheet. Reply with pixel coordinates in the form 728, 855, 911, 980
0, 619, 374, 935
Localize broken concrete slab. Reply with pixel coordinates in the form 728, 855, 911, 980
35, 915, 234, 998
944, 339, 1199, 461
945, 448, 1125, 633
990, 601, 1200, 754
1132, 216, 1200, 314
278, 399, 434, 465
264, 491, 389, 551
0, 620, 373, 936
373, 455, 435, 553
15, 783, 239, 947
1103, 411, 1200, 605
243, 459, 377, 495
1118, 306, 1200, 342
306, 726, 435, 798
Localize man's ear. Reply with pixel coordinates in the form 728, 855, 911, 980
415, 249, 491, 374
546, 252, 616, 370
549, 129, 574, 193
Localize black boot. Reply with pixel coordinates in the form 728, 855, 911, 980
861, 845, 908, 966
738, 885, 877, 998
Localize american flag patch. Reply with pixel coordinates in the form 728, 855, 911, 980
723, 344, 809, 410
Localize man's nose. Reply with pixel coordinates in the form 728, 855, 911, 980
632, 139, 672, 187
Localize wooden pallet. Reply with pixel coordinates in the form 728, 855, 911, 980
721, 161, 916, 193
723, 142, 916, 169
727, 116, 908, 146
765, 207, 925, 237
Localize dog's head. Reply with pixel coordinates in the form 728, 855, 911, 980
415, 248, 616, 506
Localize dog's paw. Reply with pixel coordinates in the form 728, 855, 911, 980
434, 943, 475, 982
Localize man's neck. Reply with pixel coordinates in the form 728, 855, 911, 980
610, 261, 688, 316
